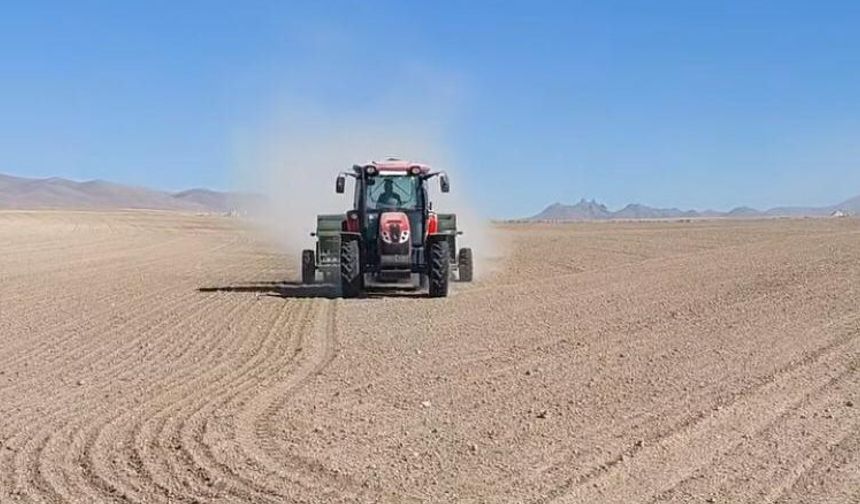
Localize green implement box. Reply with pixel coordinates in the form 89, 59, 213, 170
436, 213, 457, 234
315, 214, 343, 273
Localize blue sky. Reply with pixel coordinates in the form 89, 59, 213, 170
1, 1, 859, 217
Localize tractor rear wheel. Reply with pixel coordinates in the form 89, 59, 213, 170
340, 238, 362, 298
428, 239, 450, 298
301, 250, 315, 284
458, 247, 473, 282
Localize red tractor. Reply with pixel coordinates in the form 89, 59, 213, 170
301, 159, 473, 298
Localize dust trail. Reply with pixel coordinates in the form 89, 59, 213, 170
429, 169, 503, 280
232, 109, 501, 278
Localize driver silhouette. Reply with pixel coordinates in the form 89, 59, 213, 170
378, 179, 402, 207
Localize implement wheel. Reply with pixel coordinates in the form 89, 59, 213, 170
301, 250, 315, 284
458, 247, 473, 282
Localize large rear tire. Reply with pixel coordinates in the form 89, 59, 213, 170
301, 249, 315, 284
340, 238, 363, 298
428, 239, 450, 298
458, 247, 473, 282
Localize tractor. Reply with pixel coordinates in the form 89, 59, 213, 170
301, 159, 473, 298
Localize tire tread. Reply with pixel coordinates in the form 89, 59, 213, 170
428, 239, 450, 297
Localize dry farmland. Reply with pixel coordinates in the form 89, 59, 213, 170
1, 210, 859, 503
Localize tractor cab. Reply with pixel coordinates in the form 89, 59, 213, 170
302, 158, 471, 298
339, 161, 439, 272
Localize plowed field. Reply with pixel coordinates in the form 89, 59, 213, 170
2, 210, 859, 503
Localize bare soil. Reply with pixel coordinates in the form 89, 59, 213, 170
1, 210, 859, 503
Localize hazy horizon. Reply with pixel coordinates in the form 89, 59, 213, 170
3, 168, 857, 219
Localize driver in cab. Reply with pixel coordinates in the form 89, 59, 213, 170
377, 179, 403, 208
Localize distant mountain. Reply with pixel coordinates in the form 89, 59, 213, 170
725, 206, 763, 217
613, 203, 698, 220
835, 194, 860, 213
763, 206, 830, 217
172, 188, 266, 213
530, 199, 611, 220
0, 173, 259, 213
527, 195, 859, 221
529, 200, 696, 221
172, 188, 225, 209
757, 196, 860, 216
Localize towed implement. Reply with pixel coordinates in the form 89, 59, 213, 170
301, 159, 472, 298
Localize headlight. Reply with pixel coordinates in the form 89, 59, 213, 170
381, 229, 410, 244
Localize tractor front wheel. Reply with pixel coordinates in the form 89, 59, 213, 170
340, 238, 363, 298
428, 239, 450, 298
458, 247, 473, 282
301, 250, 315, 284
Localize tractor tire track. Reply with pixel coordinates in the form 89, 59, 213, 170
3, 211, 860, 503
545, 323, 860, 503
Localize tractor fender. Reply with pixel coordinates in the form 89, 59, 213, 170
340, 232, 362, 241
427, 232, 456, 260
426, 232, 453, 240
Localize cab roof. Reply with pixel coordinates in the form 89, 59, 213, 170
355, 158, 431, 174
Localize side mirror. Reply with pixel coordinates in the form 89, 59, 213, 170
335, 175, 345, 194
440, 173, 450, 193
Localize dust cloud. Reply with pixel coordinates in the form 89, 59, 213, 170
232, 110, 501, 279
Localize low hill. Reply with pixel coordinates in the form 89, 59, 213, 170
530, 199, 611, 220
527, 195, 859, 221
172, 188, 266, 214
613, 203, 698, 220
835, 194, 860, 213
0, 173, 257, 213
